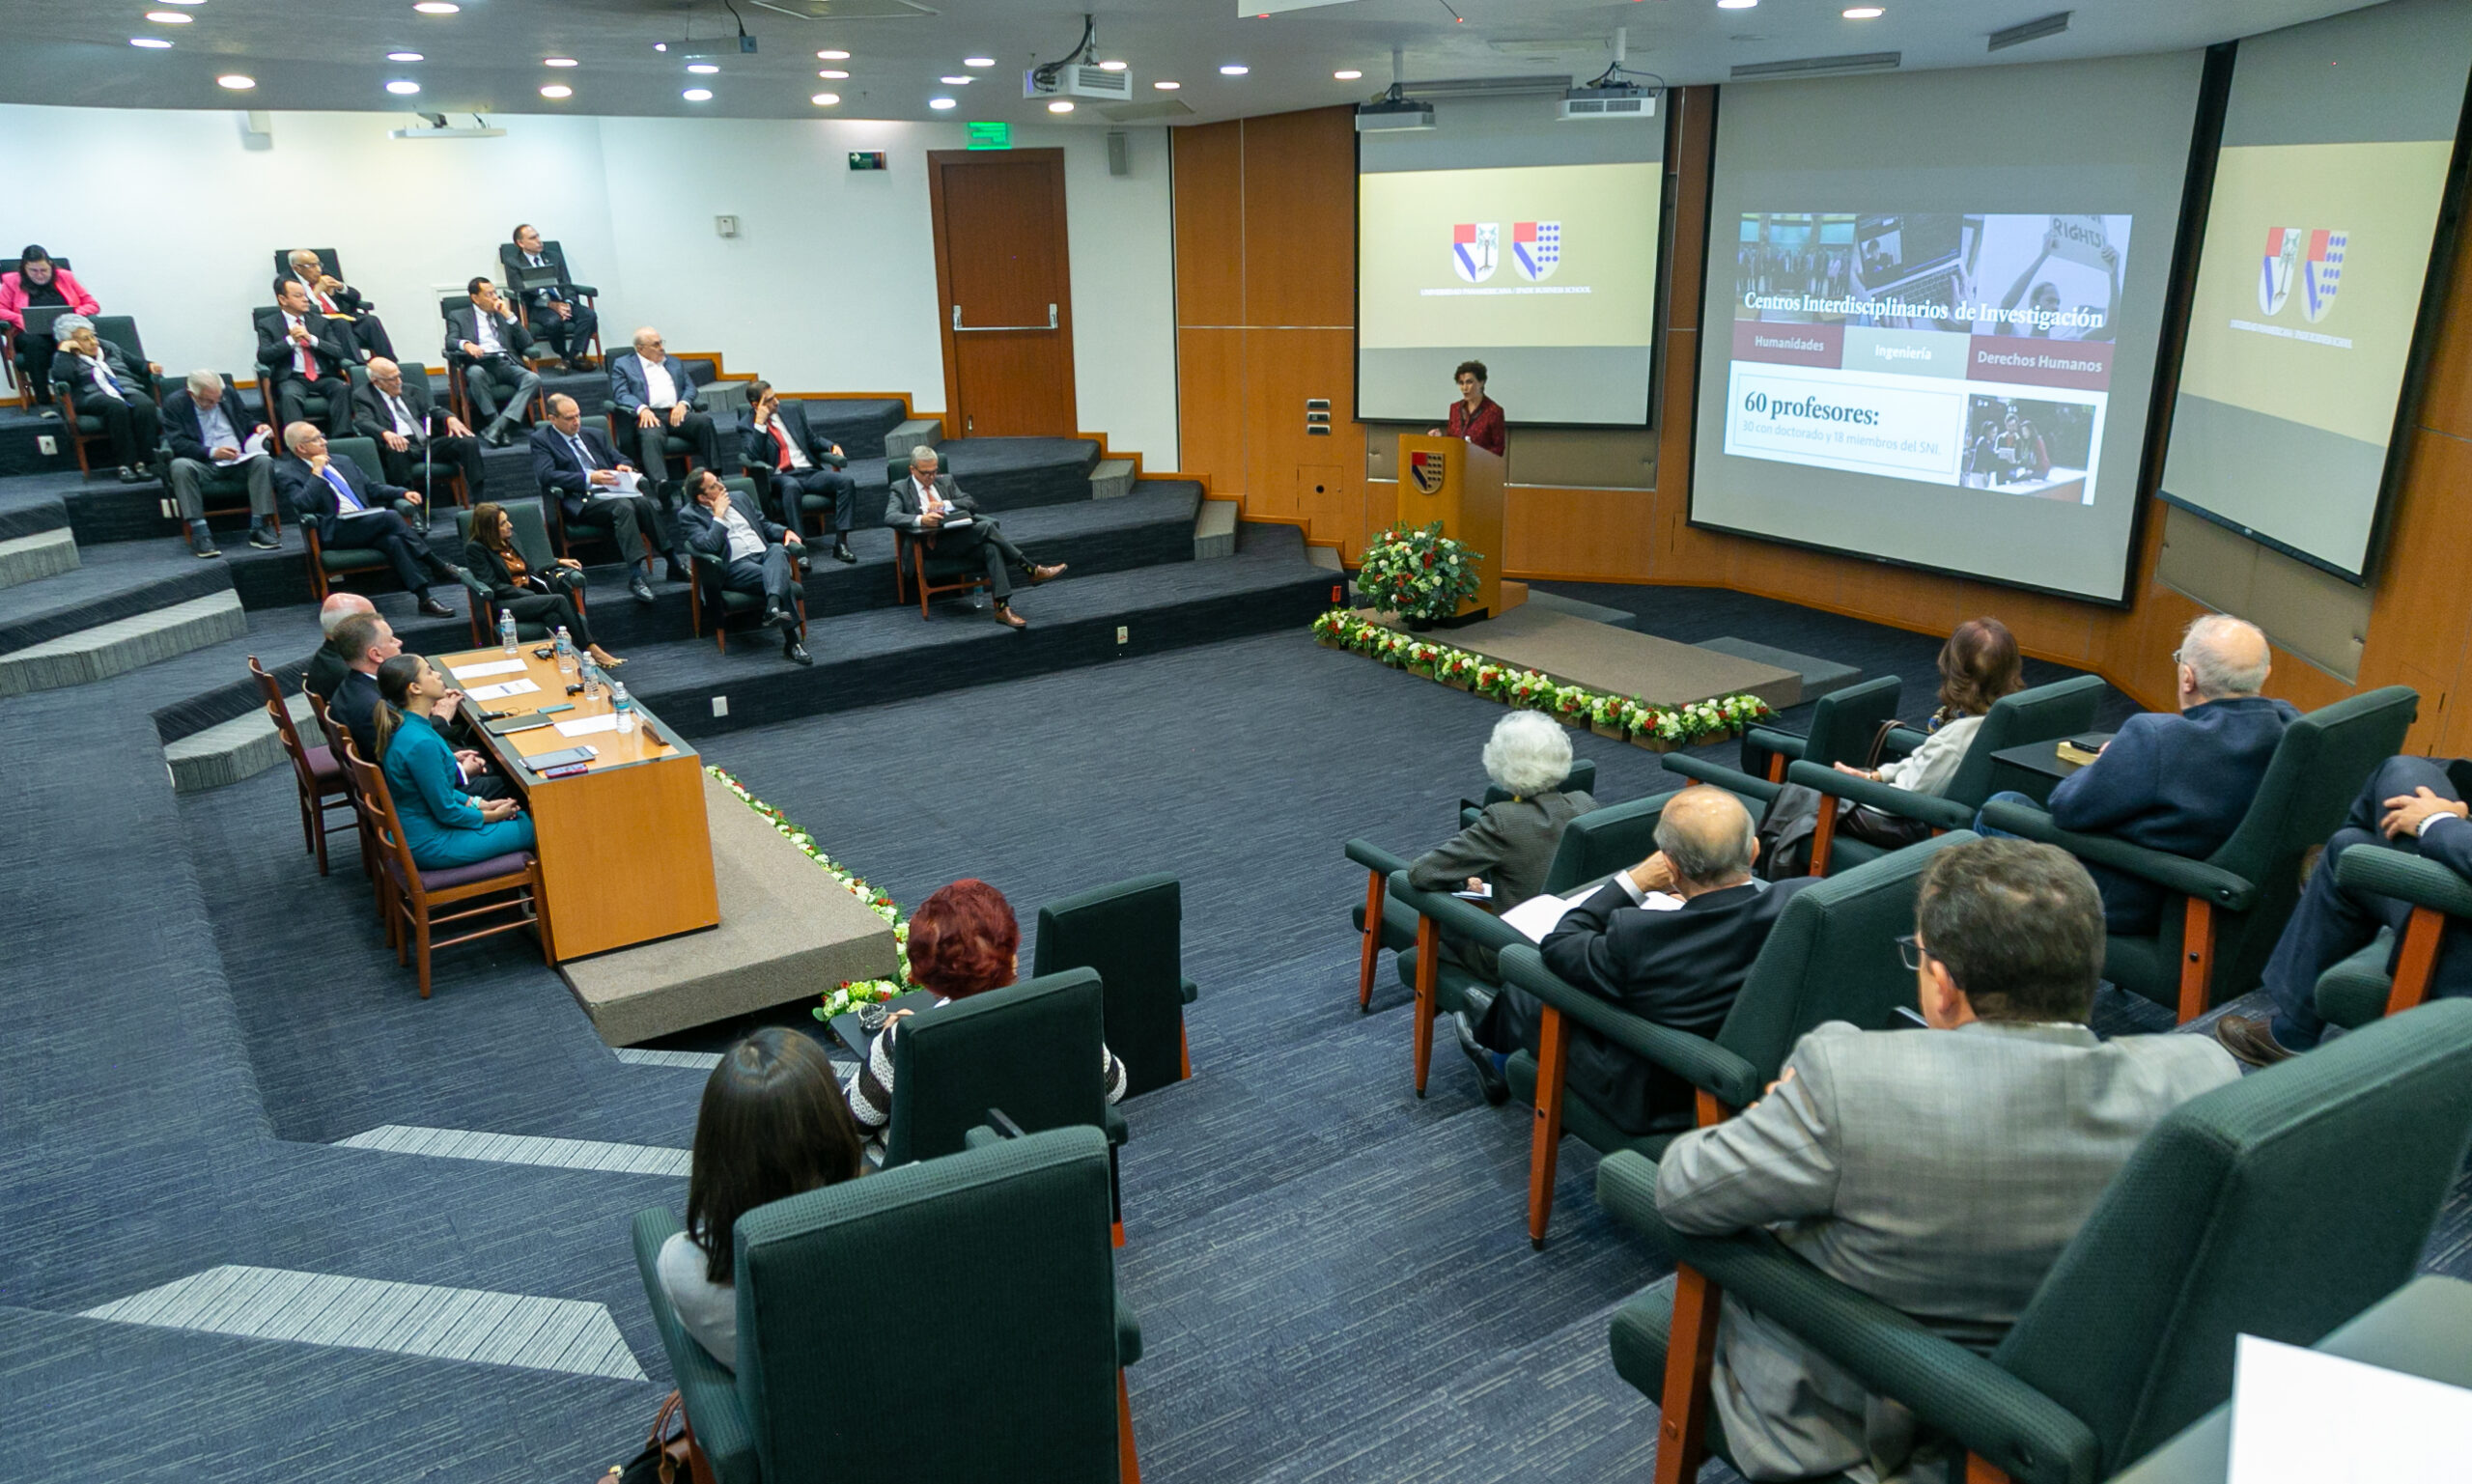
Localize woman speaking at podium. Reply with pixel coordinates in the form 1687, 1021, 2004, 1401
1429, 359, 1505, 458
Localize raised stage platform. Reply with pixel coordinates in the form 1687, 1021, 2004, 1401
1393, 603, 1806, 711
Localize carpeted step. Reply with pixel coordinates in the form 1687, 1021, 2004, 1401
0, 482, 71, 542
0, 527, 79, 589
0, 541, 234, 654
0, 589, 247, 696
880, 416, 942, 465
797, 399, 912, 462
165, 690, 322, 794
1195, 497, 1239, 560
1091, 458, 1138, 500
893, 436, 1102, 513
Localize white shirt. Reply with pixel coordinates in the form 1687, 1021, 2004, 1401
284, 312, 318, 377
194, 396, 240, 454
1875, 714, 1984, 798
73, 351, 126, 403
714, 500, 766, 562
911, 474, 945, 516
642, 356, 679, 409
472, 307, 504, 355
380, 389, 422, 441
769, 415, 810, 470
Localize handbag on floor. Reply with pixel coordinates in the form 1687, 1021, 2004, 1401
606, 1390, 710, 1484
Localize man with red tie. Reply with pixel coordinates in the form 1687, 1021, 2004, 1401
254, 278, 356, 434
281, 249, 395, 363
737, 379, 857, 565
273, 422, 457, 618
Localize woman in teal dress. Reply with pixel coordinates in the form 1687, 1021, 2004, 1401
375, 654, 535, 868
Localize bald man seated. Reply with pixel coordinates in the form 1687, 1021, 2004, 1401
351, 357, 485, 506
280, 248, 395, 363
304, 592, 377, 705
607, 326, 718, 486
1454, 787, 1817, 1122
1978, 614, 2296, 936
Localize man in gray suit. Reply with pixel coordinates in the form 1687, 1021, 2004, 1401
885, 445, 1065, 630
1654, 838, 2238, 1482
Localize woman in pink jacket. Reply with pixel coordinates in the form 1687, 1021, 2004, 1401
2, 245, 100, 410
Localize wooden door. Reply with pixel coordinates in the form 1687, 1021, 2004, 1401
926, 149, 1078, 437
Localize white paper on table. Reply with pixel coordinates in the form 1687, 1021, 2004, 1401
224, 429, 274, 463
464, 678, 541, 701
553, 714, 622, 738
2227, 1332, 2472, 1484
449, 658, 529, 681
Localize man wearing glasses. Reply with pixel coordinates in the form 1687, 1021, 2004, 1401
608, 326, 720, 488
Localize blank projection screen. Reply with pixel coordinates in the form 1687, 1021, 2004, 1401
2161, 0, 2472, 580
1358, 96, 1664, 425
1691, 55, 2203, 602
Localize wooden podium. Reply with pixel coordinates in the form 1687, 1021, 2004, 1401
1395, 434, 1504, 621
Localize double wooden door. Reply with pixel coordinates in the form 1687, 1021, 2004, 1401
925, 149, 1079, 437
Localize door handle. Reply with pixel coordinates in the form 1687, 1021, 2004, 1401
951, 303, 1057, 332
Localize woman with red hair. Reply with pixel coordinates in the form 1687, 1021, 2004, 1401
843, 879, 1129, 1143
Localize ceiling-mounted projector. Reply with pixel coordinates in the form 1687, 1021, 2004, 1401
1354, 97, 1435, 132
1025, 63, 1132, 100
390, 113, 505, 139
1559, 83, 1656, 122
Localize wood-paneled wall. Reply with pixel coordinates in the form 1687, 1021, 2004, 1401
1170, 95, 2472, 748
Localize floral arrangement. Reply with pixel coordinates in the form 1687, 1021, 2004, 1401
704, 766, 913, 1020
1352, 520, 1484, 622
1306, 610, 1775, 747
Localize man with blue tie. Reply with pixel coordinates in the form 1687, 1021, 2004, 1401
510, 224, 598, 373
528, 393, 680, 603
273, 421, 456, 617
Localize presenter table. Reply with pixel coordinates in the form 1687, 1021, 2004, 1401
436, 644, 719, 961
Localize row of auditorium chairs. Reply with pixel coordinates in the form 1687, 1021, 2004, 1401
271, 243, 604, 369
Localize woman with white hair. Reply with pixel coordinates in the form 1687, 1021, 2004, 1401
1407, 710, 1597, 982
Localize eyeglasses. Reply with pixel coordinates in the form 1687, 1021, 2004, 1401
1895, 934, 1937, 971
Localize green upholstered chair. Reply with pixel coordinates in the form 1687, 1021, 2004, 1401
1032, 873, 1198, 1099
1602, 996, 2472, 1484
688, 475, 805, 651
1786, 674, 2107, 877
2309, 834, 2472, 1031
1492, 829, 1969, 1247
151, 371, 278, 537
1389, 792, 1675, 1095
449, 499, 572, 646
48, 315, 157, 477
632, 1126, 1145, 1484
1671, 674, 1907, 792
298, 434, 416, 600
1980, 686, 2418, 1022
1461, 757, 1599, 826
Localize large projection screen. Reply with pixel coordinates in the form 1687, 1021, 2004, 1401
2159, 0, 2472, 582
1358, 95, 1664, 426
1689, 54, 2205, 603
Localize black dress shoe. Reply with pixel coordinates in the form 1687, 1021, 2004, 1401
783, 637, 812, 665
2214, 1013, 2298, 1069
1454, 1012, 1510, 1106
762, 603, 788, 627
117, 465, 144, 484
417, 595, 455, 619
833, 540, 857, 565
664, 558, 691, 583
629, 574, 656, 604
247, 525, 281, 550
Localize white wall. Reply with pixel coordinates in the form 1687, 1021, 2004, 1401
0, 104, 1178, 464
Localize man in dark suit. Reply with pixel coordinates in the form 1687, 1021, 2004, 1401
54, 318, 162, 485
352, 357, 484, 507
304, 592, 377, 705
273, 421, 455, 618
2218, 754, 2472, 1065
1456, 787, 1814, 1126
1990, 615, 2296, 934
442, 277, 541, 448
677, 467, 811, 665
608, 326, 720, 485
324, 608, 507, 796
256, 278, 356, 434
508, 224, 598, 372
162, 370, 279, 557
280, 249, 393, 363
738, 379, 857, 564
530, 393, 680, 603
884, 445, 1064, 630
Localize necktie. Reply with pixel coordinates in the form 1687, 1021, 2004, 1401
775, 422, 796, 472
920, 480, 943, 516
92, 358, 126, 402
389, 393, 422, 444
291, 316, 319, 381
321, 464, 363, 514
529, 253, 560, 302
570, 434, 598, 471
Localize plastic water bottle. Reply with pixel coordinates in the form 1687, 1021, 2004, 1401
611, 682, 636, 736
498, 607, 519, 655
554, 626, 577, 675
580, 658, 604, 701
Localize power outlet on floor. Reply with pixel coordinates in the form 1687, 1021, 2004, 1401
37, 434, 57, 456
711, 695, 729, 717
1115, 626, 1130, 645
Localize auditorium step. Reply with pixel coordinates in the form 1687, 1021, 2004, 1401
0, 540, 237, 657
1092, 458, 1137, 500
0, 589, 246, 697
0, 527, 78, 589
165, 690, 321, 794
1195, 498, 1238, 560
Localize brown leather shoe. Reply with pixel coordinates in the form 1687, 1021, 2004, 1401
995, 603, 1028, 630
1028, 562, 1066, 585
2214, 1013, 2297, 1068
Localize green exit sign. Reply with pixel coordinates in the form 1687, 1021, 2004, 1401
967, 121, 1012, 151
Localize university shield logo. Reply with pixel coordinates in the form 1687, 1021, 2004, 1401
2259, 227, 2300, 316
1452, 223, 1498, 284
2301, 229, 2347, 322
1409, 450, 1445, 494
1512, 220, 1560, 282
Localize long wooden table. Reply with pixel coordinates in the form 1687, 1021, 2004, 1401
436, 643, 719, 961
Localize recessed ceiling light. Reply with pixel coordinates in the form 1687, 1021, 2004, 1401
129, 35, 172, 46
928, 96, 957, 109
1153, 80, 1179, 90
1097, 59, 1127, 71
544, 56, 577, 67
412, 1, 459, 14
145, 12, 193, 23
1048, 99, 1074, 113
1334, 69, 1362, 80
386, 78, 421, 94
539, 84, 572, 98
654, 42, 667, 51
811, 92, 840, 105
941, 74, 973, 84
217, 73, 256, 89
688, 62, 719, 73
1220, 64, 1249, 75
682, 87, 713, 100
160, 0, 207, 5
1842, 4, 1882, 14
964, 56, 995, 68
387, 50, 423, 61
817, 48, 849, 60
818, 69, 849, 79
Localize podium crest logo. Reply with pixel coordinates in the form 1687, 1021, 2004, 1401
2260, 228, 2346, 322
1452, 223, 1499, 284
2301, 229, 2346, 322
1409, 449, 1446, 494
1513, 220, 1560, 282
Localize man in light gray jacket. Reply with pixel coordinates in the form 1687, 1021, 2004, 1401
1654, 837, 2238, 1482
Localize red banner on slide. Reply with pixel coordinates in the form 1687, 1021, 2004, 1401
1964, 337, 2114, 391
1732, 320, 1844, 369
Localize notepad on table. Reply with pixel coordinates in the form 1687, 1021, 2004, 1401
450, 658, 529, 681
553, 714, 622, 738
464, 678, 541, 701
2227, 1332, 2472, 1482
